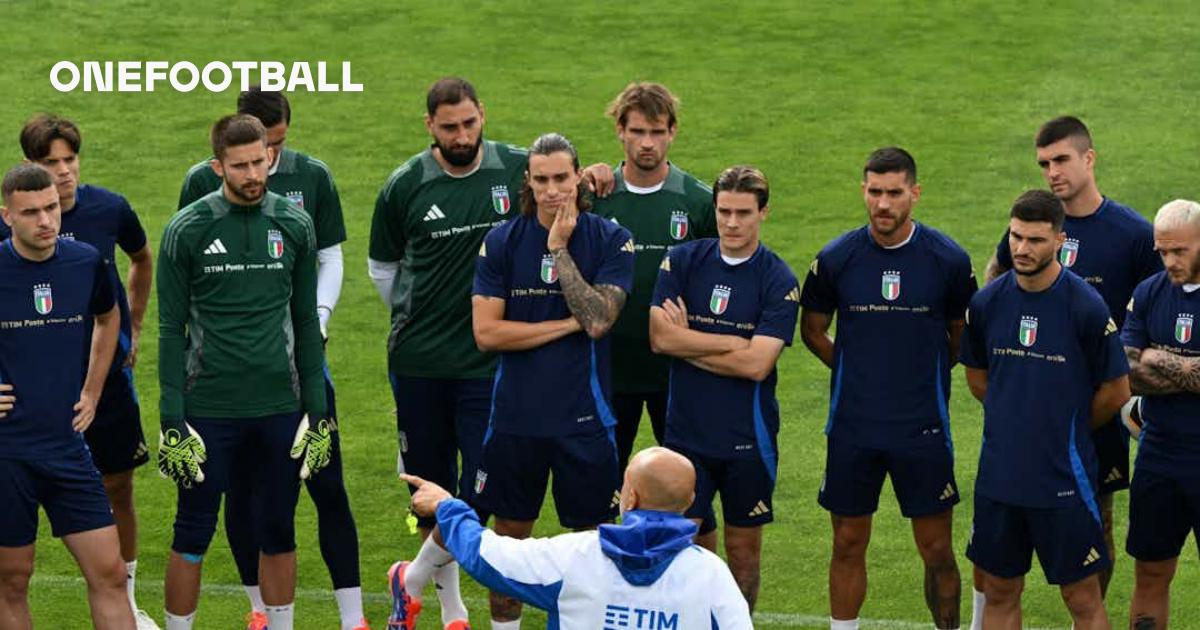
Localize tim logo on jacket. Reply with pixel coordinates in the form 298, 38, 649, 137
604, 604, 679, 630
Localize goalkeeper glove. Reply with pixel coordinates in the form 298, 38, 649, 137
158, 418, 207, 488
291, 414, 335, 479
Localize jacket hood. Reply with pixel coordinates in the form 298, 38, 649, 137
599, 510, 699, 586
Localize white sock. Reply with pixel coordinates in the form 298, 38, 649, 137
265, 603, 294, 630
405, 534, 454, 597
125, 560, 138, 609
164, 610, 195, 630
830, 618, 858, 630
334, 587, 364, 630
244, 585, 266, 613
491, 620, 521, 630
969, 589, 985, 630
434, 560, 469, 623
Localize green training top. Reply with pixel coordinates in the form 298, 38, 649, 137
592, 163, 717, 394
369, 140, 528, 379
158, 190, 326, 421
179, 148, 347, 250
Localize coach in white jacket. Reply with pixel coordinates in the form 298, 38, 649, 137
399, 446, 753, 629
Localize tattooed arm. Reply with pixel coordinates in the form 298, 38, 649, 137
551, 247, 626, 339
1126, 346, 1184, 395
1140, 347, 1200, 394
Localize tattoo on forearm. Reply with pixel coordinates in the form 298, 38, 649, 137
1126, 347, 1183, 395
1150, 350, 1200, 394
552, 248, 625, 333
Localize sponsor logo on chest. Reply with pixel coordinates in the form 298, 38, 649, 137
267, 229, 284, 259
33, 283, 53, 315
1176, 313, 1194, 343
1018, 316, 1038, 347
881, 270, 901, 301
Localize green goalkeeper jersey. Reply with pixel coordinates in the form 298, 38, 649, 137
369, 140, 527, 379
178, 148, 347, 250
592, 163, 717, 394
158, 190, 326, 421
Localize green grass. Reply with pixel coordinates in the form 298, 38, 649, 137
4, 1, 1200, 627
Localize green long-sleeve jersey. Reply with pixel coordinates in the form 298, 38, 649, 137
158, 190, 326, 422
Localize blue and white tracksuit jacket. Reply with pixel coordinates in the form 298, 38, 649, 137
436, 499, 753, 629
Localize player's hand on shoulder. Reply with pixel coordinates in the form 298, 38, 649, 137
581, 162, 615, 198
291, 413, 336, 480
0, 383, 14, 419
158, 418, 208, 488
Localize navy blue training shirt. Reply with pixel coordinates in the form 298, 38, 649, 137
653, 239, 800, 470
960, 269, 1128, 512
800, 224, 977, 450
0, 239, 116, 458
473, 211, 634, 437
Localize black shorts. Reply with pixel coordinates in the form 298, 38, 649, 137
83, 369, 149, 475
473, 428, 619, 528
966, 493, 1109, 585
0, 444, 114, 547
1093, 419, 1130, 494
818, 435, 958, 518
671, 444, 777, 528
1126, 466, 1200, 562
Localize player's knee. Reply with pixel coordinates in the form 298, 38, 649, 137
916, 534, 954, 565
488, 590, 522, 621
1060, 580, 1103, 616
84, 556, 128, 594
0, 564, 32, 599
102, 473, 134, 509
831, 524, 869, 558
172, 514, 218, 558
982, 576, 1022, 603
258, 520, 297, 556
1134, 560, 1176, 588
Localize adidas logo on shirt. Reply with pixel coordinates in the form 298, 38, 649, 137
748, 501, 771, 518
423, 204, 447, 221
939, 483, 957, 501
1082, 547, 1101, 566
1104, 468, 1123, 484
203, 239, 228, 255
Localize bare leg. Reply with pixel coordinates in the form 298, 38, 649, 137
259, 551, 296, 606
165, 551, 202, 615
689, 518, 718, 552
1130, 558, 1177, 630
0, 544, 34, 630
980, 567, 1023, 630
489, 518, 535, 623
62, 525, 134, 630
724, 524, 763, 612
1097, 492, 1115, 599
912, 509, 960, 629
102, 470, 138, 563
829, 514, 872, 622
1059, 574, 1110, 630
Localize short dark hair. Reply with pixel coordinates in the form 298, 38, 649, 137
19, 114, 82, 161
863, 146, 917, 184
606, 82, 679, 128
713, 165, 769, 210
1036, 116, 1092, 151
519, 132, 591, 217
2, 163, 54, 203
1011, 189, 1064, 232
210, 114, 267, 160
237, 86, 291, 127
426, 77, 479, 117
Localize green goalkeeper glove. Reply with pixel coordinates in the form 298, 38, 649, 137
158, 418, 207, 488
290, 414, 335, 480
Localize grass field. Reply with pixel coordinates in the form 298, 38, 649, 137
4, 1, 1200, 627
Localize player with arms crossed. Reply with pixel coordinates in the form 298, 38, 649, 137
0, 163, 133, 629
974, 117, 1158, 622
590, 82, 717, 472
428, 132, 635, 630
0, 115, 157, 628
960, 190, 1129, 630
799, 148, 974, 630
178, 88, 365, 630
649, 165, 799, 611
158, 115, 327, 630
1121, 199, 1200, 630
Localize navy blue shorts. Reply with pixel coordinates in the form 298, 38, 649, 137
1092, 419, 1130, 495
966, 493, 1109, 585
818, 436, 958, 518
390, 374, 490, 527
474, 428, 619, 528
1127, 466, 1200, 561
83, 368, 149, 475
171, 412, 303, 556
0, 444, 114, 546
671, 445, 776, 528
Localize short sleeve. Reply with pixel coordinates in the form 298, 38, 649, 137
946, 251, 978, 321
799, 251, 838, 313
958, 296, 988, 369
594, 224, 635, 293
1080, 292, 1130, 386
312, 162, 348, 250
1134, 227, 1163, 284
755, 265, 801, 345
651, 246, 685, 308
115, 197, 148, 254
472, 228, 508, 299
90, 256, 116, 315
368, 171, 411, 262
994, 229, 1012, 269
1120, 280, 1152, 351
